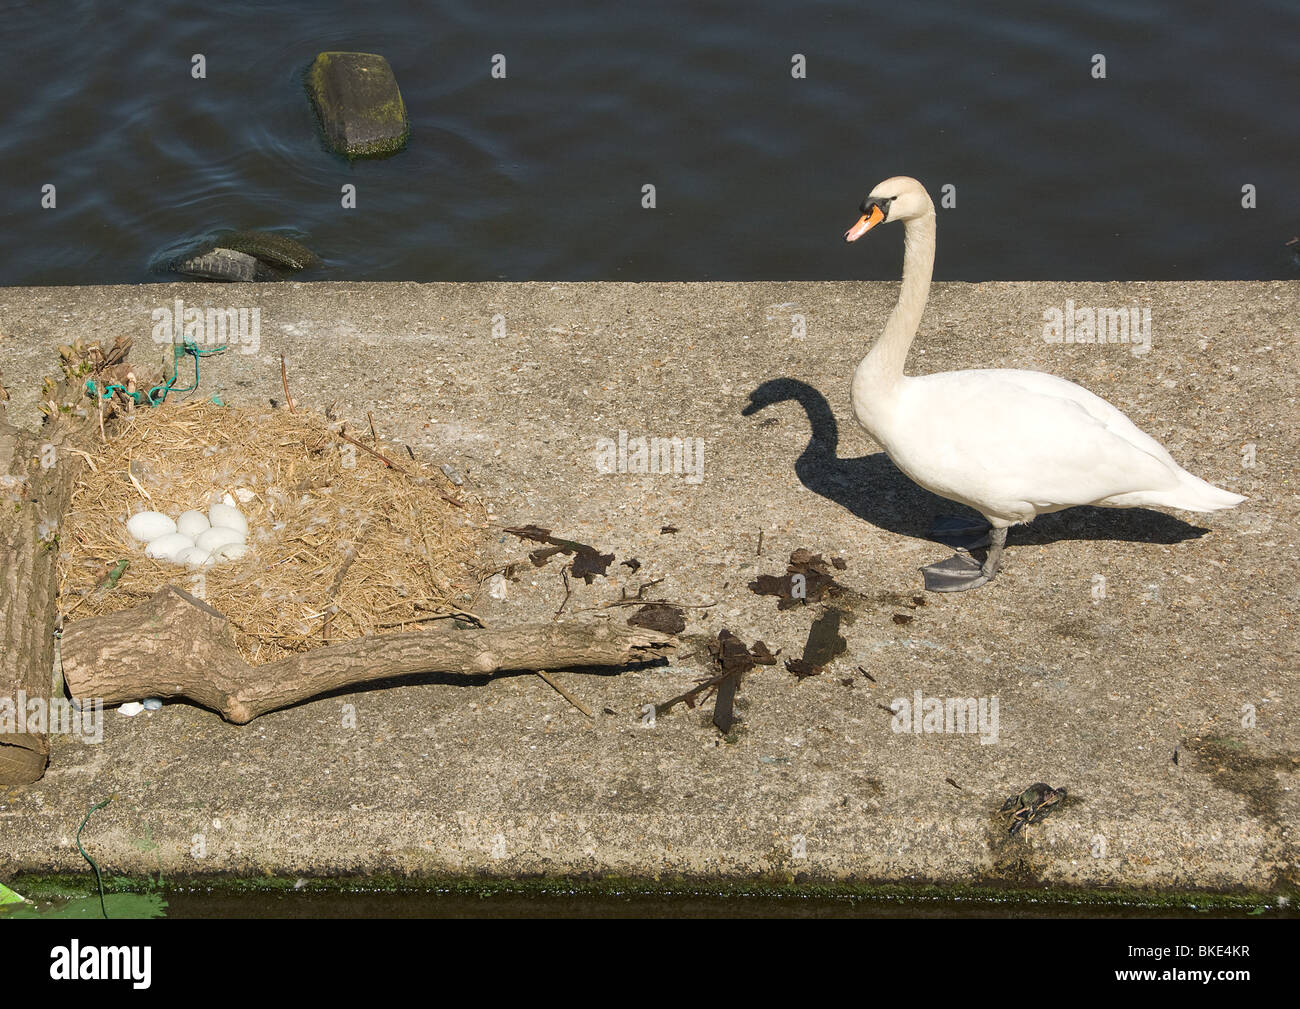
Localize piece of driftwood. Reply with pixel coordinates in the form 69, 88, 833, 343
1, 340, 145, 783
0, 412, 87, 783
61, 586, 675, 724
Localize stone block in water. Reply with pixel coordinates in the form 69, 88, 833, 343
307, 51, 409, 159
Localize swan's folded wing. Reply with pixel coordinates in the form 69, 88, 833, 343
964, 368, 1181, 468
895, 371, 1183, 514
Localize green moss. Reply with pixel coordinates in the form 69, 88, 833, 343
306, 51, 334, 96
305, 51, 409, 160
6, 871, 1293, 915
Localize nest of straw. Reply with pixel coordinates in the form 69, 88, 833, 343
58, 400, 484, 664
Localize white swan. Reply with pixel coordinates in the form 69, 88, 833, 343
843, 176, 1244, 591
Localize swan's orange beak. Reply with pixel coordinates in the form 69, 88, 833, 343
844, 203, 885, 242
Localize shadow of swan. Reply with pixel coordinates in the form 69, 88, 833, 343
742, 377, 1210, 547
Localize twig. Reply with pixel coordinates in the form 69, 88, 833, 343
653, 670, 730, 718
63, 447, 99, 472
432, 486, 465, 508
535, 669, 593, 720
367, 411, 379, 448
375, 597, 441, 613
757, 530, 763, 556
555, 567, 573, 618
336, 428, 408, 474
320, 540, 360, 640
329, 540, 361, 591
585, 598, 717, 611
376, 609, 484, 629
410, 500, 443, 599
125, 456, 151, 500
280, 354, 296, 413
477, 561, 523, 583
622, 577, 664, 600
332, 422, 463, 507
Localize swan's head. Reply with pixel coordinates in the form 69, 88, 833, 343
844, 176, 933, 241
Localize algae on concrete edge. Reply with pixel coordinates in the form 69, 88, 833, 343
6, 871, 1294, 914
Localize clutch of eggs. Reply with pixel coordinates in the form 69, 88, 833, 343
125, 500, 251, 567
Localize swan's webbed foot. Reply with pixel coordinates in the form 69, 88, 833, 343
928, 514, 992, 550
922, 552, 993, 591
921, 527, 1007, 592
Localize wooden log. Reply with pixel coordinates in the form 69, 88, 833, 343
0, 415, 85, 784
61, 586, 675, 724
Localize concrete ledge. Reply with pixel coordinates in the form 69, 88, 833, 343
0, 281, 1295, 894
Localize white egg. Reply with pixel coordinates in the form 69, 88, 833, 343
176, 510, 210, 538
177, 546, 213, 568
208, 502, 248, 537
196, 526, 245, 552
212, 541, 248, 562
145, 532, 195, 561
126, 511, 176, 543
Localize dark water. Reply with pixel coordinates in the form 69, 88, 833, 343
9, 886, 1286, 919
1, 0, 1297, 286
168, 890, 1291, 919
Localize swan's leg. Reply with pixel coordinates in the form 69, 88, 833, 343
921, 527, 1007, 592
981, 526, 1007, 577
928, 514, 992, 550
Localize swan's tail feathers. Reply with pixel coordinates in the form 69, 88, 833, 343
1131, 471, 1246, 513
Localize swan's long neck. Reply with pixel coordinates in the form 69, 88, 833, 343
852, 210, 936, 427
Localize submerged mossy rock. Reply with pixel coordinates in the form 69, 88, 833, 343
164, 231, 321, 282
307, 51, 409, 159
218, 230, 322, 271
172, 248, 280, 283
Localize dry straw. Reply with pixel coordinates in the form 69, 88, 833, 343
58, 400, 484, 664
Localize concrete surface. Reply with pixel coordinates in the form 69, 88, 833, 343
0, 280, 1295, 894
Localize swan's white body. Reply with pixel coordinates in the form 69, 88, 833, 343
860, 366, 1243, 527
848, 177, 1244, 533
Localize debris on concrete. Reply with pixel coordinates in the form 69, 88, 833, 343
627, 602, 686, 635
750, 548, 848, 609
653, 629, 776, 733
1001, 783, 1068, 835
504, 524, 614, 583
